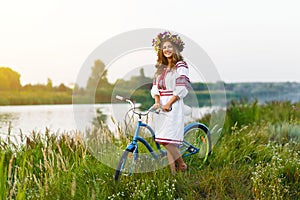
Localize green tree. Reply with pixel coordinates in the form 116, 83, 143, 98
0, 67, 21, 90
56, 83, 70, 92
0, 73, 9, 90
86, 59, 110, 91
73, 83, 86, 95
139, 68, 145, 78
46, 78, 53, 90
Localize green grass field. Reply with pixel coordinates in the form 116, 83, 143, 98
0, 100, 299, 199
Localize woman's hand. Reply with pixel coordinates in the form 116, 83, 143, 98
161, 95, 178, 112
153, 103, 161, 109
162, 104, 172, 112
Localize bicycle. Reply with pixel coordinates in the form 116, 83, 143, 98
114, 95, 212, 181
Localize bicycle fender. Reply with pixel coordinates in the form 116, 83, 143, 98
184, 122, 209, 133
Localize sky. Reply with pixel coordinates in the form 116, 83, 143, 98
1, 0, 300, 87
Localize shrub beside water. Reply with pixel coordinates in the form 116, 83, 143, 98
0, 101, 299, 199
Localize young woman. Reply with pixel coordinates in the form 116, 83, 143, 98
151, 31, 190, 174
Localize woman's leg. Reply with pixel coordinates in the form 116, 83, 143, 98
166, 149, 176, 174
165, 144, 187, 173
176, 156, 188, 171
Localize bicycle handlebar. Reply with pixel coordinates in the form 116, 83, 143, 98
115, 95, 125, 101
116, 95, 160, 116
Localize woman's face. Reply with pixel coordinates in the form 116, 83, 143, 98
162, 41, 174, 58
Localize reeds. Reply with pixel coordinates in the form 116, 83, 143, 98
0, 100, 299, 199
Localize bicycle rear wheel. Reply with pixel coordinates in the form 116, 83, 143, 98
182, 123, 212, 168
114, 150, 137, 181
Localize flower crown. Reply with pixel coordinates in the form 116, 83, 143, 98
152, 31, 185, 53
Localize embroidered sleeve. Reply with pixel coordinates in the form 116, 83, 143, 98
151, 77, 159, 98
173, 61, 190, 99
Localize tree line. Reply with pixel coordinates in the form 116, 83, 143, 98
0, 67, 71, 92
0, 67, 72, 105
1, 62, 299, 106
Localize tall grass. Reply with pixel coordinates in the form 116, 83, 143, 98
0, 100, 299, 199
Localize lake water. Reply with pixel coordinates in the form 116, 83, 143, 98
0, 104, 215, 140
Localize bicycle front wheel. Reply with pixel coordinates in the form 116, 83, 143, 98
183, 123, 212, 168
114, 150, 136, 181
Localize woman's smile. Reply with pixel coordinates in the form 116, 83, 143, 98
162, 41, 174, 58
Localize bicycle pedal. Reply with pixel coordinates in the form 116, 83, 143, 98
188, 147, 196, 153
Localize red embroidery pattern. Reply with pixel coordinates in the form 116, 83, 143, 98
157, 68, 167, 90
176, 61, 188, 69
155, 137, 183, 145
159, 91, 173, 96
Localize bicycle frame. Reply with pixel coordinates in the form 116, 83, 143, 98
125, 119, 207, 160
114, 95, 211, 180
124, 117, 167, 160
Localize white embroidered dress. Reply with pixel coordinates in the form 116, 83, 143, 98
151, 61, 190, 145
